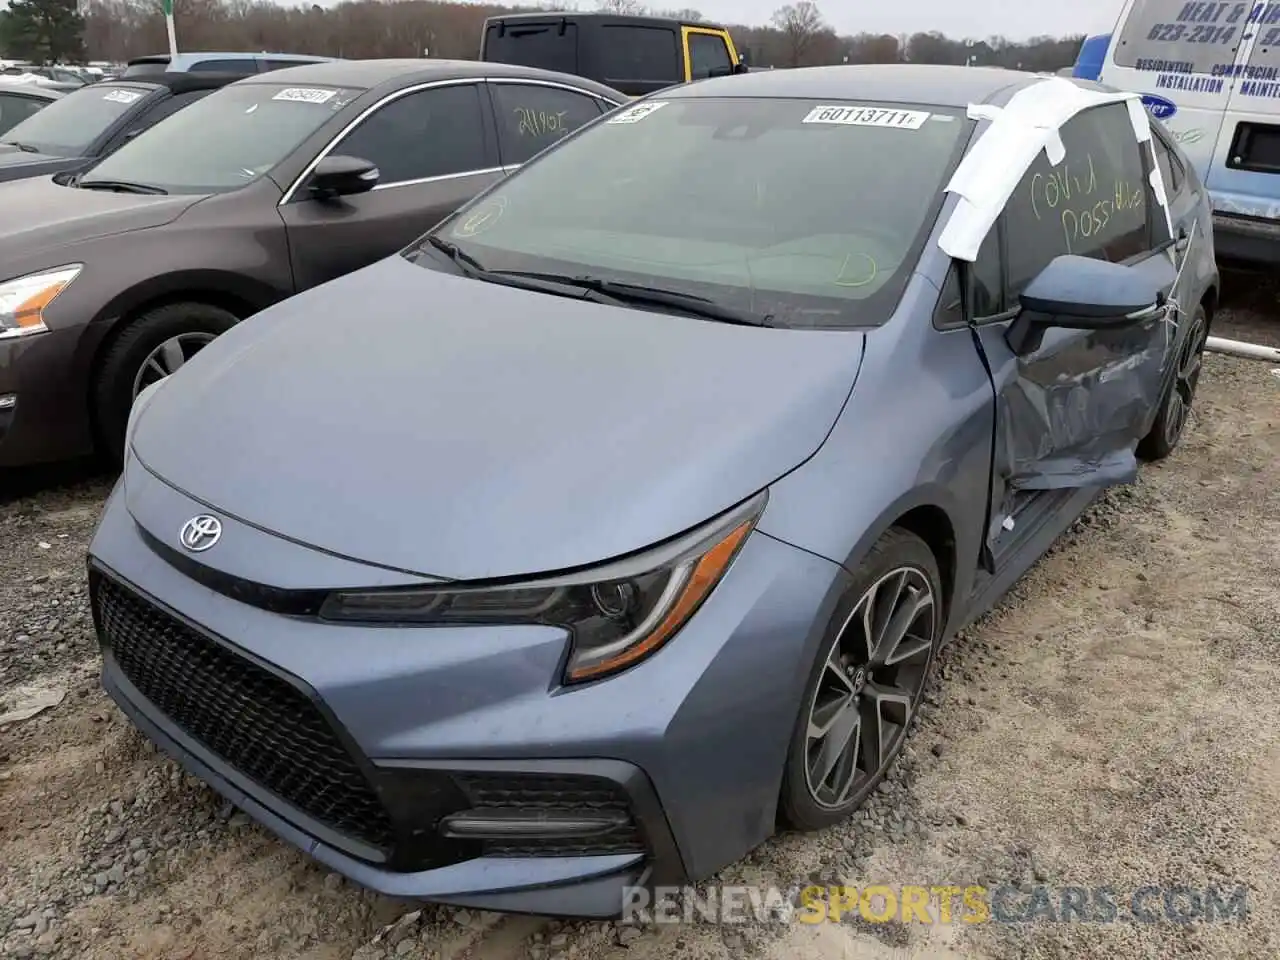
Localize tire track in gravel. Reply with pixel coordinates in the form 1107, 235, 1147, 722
2, 321, 1278, 960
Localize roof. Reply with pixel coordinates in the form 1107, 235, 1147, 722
106, 72, 246, 95
0, 81, 63, 100
234, 58, 626, 101
483, 11, 724, 29
668, 64, 1047, 108
127, 52, 333, 66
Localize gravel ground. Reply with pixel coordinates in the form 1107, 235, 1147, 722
1, 273, 1277, 960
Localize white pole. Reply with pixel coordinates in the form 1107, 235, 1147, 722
1205, 335, 1280, 362
166, 13, 179, 59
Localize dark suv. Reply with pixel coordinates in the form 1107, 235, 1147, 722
0, 72, 239, 184
480, 12, 745, 97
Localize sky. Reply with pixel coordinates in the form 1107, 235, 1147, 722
668, 0, 1127, 41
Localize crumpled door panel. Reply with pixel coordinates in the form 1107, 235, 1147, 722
972, 250, 1180, 552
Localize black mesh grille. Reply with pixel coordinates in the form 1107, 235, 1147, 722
454, 773, 645, 856
94, 574, 395, 852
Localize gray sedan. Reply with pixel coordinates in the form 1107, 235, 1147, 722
88, 65, 1216, 918
0, 81, 60, 137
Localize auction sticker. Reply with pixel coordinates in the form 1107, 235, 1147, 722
272, 87, 337, 104
102, 90, 142, 105
801, 106, 930, 129
606, 101, 669, 124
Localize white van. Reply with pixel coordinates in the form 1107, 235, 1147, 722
1096, 0, 1280, 265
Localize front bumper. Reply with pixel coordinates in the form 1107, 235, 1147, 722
1211, 212, 1280, 268
88, 467, 849, 916
0, 326, 94, 468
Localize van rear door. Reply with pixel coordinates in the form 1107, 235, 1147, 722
1102, 0, 1242, 176
1209, 1, 1280, 228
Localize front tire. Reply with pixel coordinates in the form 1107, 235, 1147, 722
93, 302, 239, 464
1138, 303, 1208, 462
779, 528, 942, 832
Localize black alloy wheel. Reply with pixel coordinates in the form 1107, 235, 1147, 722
780, 528, 942, 830
1138, 303, 1208, 462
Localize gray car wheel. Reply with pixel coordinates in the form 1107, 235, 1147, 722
93, 301, 239, 464
1137, 302, 1208, 462
779, 528, 941, 831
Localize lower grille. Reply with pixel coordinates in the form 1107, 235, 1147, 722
453, 772, 645, 856
93, 574, 395, 852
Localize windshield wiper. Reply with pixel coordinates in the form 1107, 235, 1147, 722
77, 178, 168, 195
424, 235, 488, 275
0, 140, 38, 153
490, 272, 778, 327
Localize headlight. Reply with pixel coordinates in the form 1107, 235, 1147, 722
319, 493, 765, 683
0, 265, 82, 340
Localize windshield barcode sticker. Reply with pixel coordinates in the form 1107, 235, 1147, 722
606, 101, 669, 124
272, 87, 336, 104
801, 106, 930, 129
102, 90, 142, 104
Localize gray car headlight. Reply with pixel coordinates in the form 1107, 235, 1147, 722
320, 493, 765, 683
0, 265, 82, 340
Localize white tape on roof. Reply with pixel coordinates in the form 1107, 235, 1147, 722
938, 76, 1172, 262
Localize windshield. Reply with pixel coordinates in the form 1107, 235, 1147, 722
422, 97, 969, 328
1, 82, 150, 155
82, 82, 360, 195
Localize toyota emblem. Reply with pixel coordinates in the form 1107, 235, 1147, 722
179, 514, 222, 552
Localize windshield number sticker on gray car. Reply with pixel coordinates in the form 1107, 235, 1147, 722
102, 90, 142, 104
801, 106, 930, 130
272, 87, 337, 105
606, 101, 669, 124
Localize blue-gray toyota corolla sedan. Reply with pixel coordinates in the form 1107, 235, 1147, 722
87, 65, 1217, 918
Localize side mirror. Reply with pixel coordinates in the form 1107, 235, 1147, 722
308, 154, 379, 199
1006, 254, 1166, 355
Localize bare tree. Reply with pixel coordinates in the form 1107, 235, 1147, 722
76, 0, 1086, 74
597, 0, 645, 13
661, 7, 704, 20
771, 1, 824, 66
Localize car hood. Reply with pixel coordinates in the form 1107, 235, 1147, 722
0, 176, 203, 265
132, 256, 865, 581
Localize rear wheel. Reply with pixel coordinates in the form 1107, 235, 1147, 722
93, 302, 239, 464
779, 528, 942, 831
1138, 303, 1208, 462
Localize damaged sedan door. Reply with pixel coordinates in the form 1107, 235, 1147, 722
965, 101, 1179, 566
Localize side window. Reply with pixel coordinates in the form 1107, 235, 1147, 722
969, 223, 1004, 317
189, 59, 257, 74
1151, 132, 1184, 195
599, 25, 681, 82
337, 84, 492, 185
490, 83, 603, 166
0, 94, 45, 134
1004, 103, 1150, 300
688, 32, 733, 79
